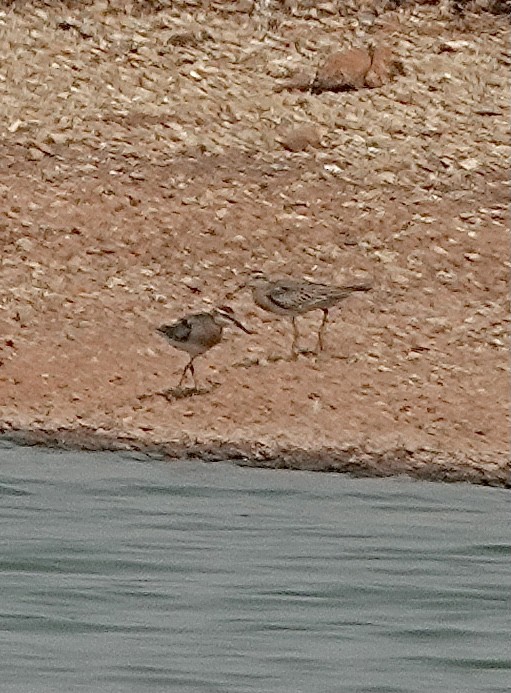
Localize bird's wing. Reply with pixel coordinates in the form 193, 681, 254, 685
267, 282, 304, 310
272, 280, 341, 310
265, 278, 371, 313
160, 318, 193, 343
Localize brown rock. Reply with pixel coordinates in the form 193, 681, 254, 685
312, 45, 404, 94
27, 147, 44, 161
276, 70, 313, 93
312, 48, 372, 94
278, 124, 322, 152
365, 46, 404, 88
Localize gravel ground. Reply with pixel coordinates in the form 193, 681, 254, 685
0, 1, 509, 485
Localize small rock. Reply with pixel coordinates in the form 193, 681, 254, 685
323, 163, 343, 175
312, 48, 372, 93
278, 125, 321, 152
46, 132, 68, 145
460, 158, 479, 171
16, 238, 33, 252
27, 147, 44, 161
167, 30, 201, 48
439, 40, 471, 53
182, 276, 202, 292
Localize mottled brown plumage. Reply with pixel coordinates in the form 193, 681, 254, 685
247, 272, 371, 357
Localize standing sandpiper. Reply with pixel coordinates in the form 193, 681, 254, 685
156, 306, 252, 393
246, 271, 371, 358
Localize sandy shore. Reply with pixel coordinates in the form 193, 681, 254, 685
2, 427, 509, 488
0, 1, 509, 486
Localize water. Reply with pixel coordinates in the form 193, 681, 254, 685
0, 443, 509, 693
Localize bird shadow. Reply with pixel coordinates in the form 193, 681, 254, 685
234, 347, 319, 368
153, 383, 220, 401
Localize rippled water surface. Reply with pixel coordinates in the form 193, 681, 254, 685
1, 442, 510, 692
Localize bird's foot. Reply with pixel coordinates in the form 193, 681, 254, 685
234, 353, 292, 367
289, 346, 318, 360
299, 347, 319, 357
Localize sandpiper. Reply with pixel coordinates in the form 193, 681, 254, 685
246, 271, 371, 357
156, 306, 252, 392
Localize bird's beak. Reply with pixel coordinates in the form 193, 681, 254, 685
234, 270, 257, 291
230, 316, 254, 334
223, 284, 245, 300
221, 312, 253, 334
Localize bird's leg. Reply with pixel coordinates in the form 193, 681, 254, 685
291, 317, 300, 359
178, 357, 194, 388
318, 309, 329, 352
189, 359, 199, 390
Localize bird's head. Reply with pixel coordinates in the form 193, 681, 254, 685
240, 269, 270, 291
156, 325, 172, 338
